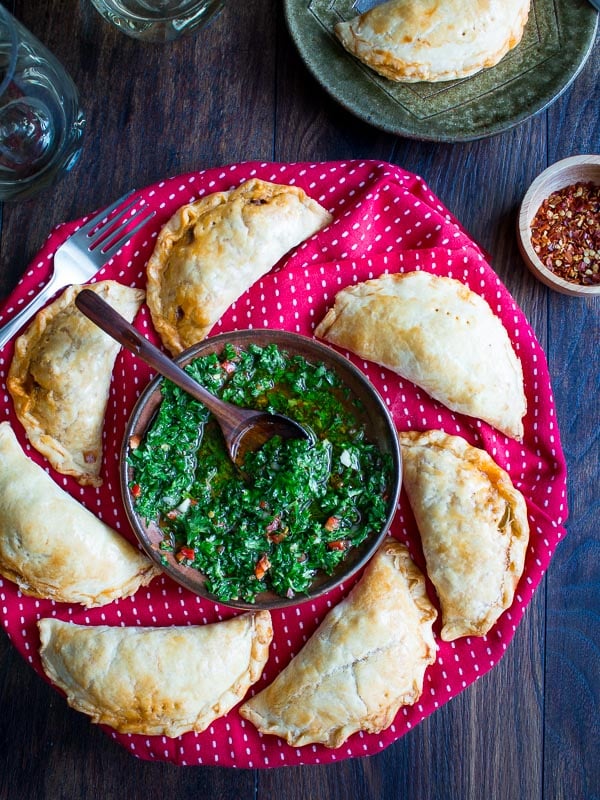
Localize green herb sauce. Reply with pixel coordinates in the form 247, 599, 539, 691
129, 343, 392, 603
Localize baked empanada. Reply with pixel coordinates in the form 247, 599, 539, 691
145, 178, 332, 354
335, 0, 531, 83
239, 539, 437, 748
399, 429, 530, 641
7, 280, 145, 487
38, 612, 273, 737
0, 422, 159, 606
315, 271, 526, 439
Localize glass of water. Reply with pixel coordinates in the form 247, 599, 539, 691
90, 0, 225, 41
0, 5, 86, 202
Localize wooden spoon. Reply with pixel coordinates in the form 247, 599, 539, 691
75, 289, 313, 467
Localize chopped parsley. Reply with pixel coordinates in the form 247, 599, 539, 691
129, 343, 392, 603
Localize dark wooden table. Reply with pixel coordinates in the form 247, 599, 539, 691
1, 2, 598, 798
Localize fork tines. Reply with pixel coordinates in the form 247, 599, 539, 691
79, 191, 157, 259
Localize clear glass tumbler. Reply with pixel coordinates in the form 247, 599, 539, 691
0, 6, 86, 202
90, 0, 225, 42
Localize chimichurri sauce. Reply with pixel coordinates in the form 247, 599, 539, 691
129, 343, 392, 603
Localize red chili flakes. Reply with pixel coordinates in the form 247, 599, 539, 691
530, 181, 600, 286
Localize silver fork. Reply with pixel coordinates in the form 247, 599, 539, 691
0, 190, 156, 350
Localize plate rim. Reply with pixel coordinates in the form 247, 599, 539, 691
283, 0, 599, 142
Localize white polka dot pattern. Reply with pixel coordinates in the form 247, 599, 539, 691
0, 161, 568, 768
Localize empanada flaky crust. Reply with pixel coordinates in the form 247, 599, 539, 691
0, 422, 159, 607
239, 539, 437, 748
38, 612, 273, 737
7, 280, 145, 487
315, 270, 526, 439
145, 178, 332, 354
335, 0, 531, 83
399, 429, 530, 640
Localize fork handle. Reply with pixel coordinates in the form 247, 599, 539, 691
0, 271, 62, 350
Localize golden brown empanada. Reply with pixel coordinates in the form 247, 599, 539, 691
0, 422, 159, 606
335, 0, 531, 83
315, 271, 526, 439
38, 612, 273, 737
145, 178, 332, 354
239, 539, 437, 748
7, 280, 145, 487
399, 429, 529, 641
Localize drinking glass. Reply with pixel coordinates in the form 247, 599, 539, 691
0, 5, 86, 202
89, 0, 225, 42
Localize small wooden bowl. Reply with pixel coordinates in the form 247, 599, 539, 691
517, 155, 600, 297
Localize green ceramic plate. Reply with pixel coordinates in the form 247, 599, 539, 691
284, 0, 598, 141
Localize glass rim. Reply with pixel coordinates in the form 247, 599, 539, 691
90, 0, 223, 24
0, 5, 19, 98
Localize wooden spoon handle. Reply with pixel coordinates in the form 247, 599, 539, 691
74, 289, 249, 428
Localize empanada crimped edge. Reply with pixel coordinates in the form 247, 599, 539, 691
38, 611, 273, 737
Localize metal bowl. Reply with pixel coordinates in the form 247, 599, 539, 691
517, 154, 600, 297
120, 328, 402, 610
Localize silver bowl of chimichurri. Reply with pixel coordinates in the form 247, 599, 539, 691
120, 329, 401, 609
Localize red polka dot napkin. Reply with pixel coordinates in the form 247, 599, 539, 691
0, 161, 567, 767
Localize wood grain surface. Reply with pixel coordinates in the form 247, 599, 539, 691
0, 2, 598, 798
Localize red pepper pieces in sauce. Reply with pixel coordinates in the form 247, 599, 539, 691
327, 539, 349, 551
175, 546, 195, 563
530, 181, 600, 286
254, 554, 271, 581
